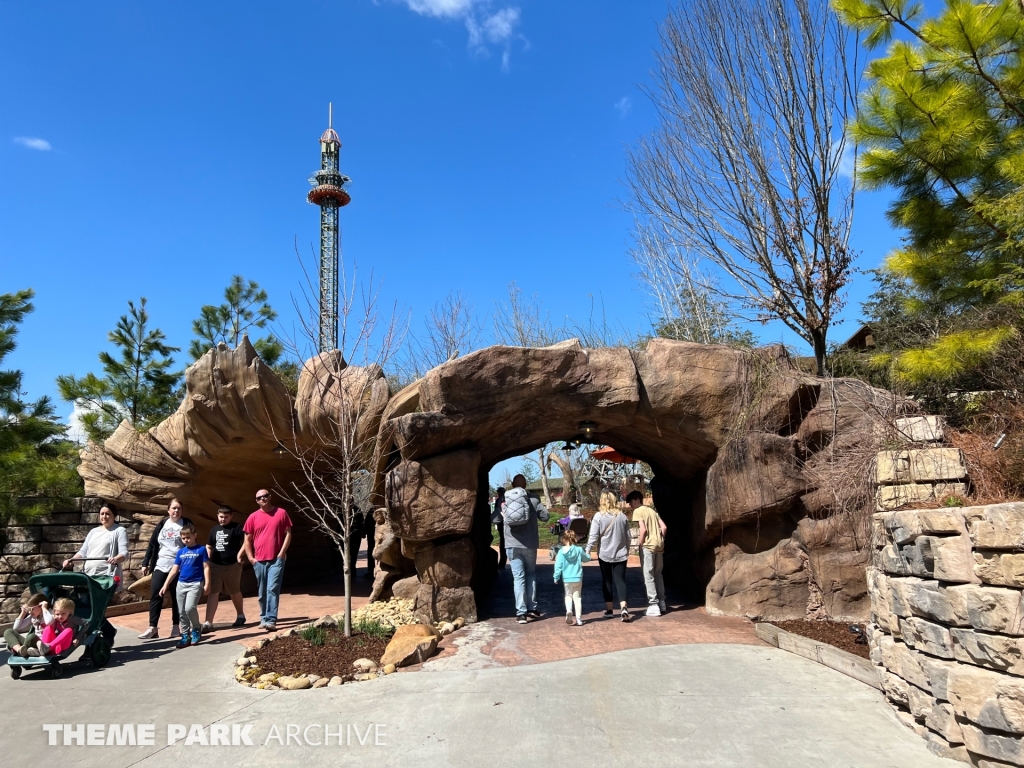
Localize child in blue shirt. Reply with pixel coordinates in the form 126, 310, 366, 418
159, 524, 210, 648
553, 530, 590, 626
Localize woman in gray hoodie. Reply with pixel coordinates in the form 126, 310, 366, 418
586, 491, 632, 621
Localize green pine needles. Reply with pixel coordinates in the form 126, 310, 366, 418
189, 274, 284, 366
57, 297, 181, 443
835, 0, 1024, 381
0, 289, 82, 523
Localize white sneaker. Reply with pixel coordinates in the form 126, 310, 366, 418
138, 627, 159, 640
169, 625, 181, 639
645, 605, 662, 617
575, 617, 584, 626
201, 622, 213, 633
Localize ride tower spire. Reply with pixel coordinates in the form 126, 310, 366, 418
306, 102, 351, 353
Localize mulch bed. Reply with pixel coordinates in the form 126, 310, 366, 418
253, 629, 391, 679
774, 620, 870, 660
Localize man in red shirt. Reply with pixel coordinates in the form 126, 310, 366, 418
242, 489, 293, 632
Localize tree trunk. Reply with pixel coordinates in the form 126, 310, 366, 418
343, 511, 353, 638
549, 450, 577, 505
812, 329, 827, 377
537, 448, 553, 507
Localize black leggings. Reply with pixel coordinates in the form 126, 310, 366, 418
148, 568, 180, 628
598, 559, 628, 606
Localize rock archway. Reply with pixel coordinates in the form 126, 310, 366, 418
79, 337, 901, 624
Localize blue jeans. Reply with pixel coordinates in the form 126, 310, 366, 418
507, 547, 537, 616
253, 558, 285, 625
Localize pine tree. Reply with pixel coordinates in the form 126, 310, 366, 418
57, 297, 181, 443
0, 289, 82, 522
835, 0, 1024, 379
189, 275, 283, 366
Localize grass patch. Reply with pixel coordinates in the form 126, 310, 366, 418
490, 520, 564, 550
353, 618, 395, 640
298, 625, 327, 646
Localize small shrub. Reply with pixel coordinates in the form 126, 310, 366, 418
298, 626, 327, 646
354, 618, 394, 640
941, 494, 966, 508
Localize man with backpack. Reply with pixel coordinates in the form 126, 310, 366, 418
503, 474, 550, 624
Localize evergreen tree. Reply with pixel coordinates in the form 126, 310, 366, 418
835, 0, 1024, 379
57, 297, 181, 443
189, 275, 283, 365
0, 289, 82, 523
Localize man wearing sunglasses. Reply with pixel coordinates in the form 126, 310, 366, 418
242, 489, 293, 632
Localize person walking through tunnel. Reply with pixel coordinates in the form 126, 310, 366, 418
553, 529, 590, 625
587, 490, 632, 622
504, 474, 549, 623
627, 490, 668, 616
492, 487, 507, 569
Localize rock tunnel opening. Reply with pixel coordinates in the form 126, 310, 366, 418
470, 445, 716, 613
82, 336, 901, 627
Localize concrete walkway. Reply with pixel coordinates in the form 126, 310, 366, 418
0, 621, 958, 767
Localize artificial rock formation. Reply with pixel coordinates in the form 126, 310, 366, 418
79, 337, 906, 623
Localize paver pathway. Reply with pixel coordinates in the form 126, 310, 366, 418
0, 546, 960, 767
114, 548, 760, 668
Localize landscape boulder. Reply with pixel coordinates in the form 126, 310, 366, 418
380, 624, 439, 668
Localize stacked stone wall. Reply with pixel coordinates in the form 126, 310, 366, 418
875, 416, 968, 511
868, 502, 1024, 765
0, 498, 145, 624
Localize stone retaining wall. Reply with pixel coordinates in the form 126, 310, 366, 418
875, 416, 969, 511
868, 502, 1024, 765
0, 498, 146, 623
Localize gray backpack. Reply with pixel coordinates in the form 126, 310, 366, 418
503, 488, 533, 527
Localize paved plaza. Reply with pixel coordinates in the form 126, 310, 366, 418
0, 549, 960, 767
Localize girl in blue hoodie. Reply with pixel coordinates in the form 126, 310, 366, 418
553, 530, 591, 626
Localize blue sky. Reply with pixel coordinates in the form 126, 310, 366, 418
1, 0, 901, 479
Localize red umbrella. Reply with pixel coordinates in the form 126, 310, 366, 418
590, 446, 638, 464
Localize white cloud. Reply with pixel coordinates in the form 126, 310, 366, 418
832, 137, 856, 178
400, 1, 523, 70
406, 0, 479, 18
614, 97, 633, 119
14, 136, 51, 151
481, 7, 519, 43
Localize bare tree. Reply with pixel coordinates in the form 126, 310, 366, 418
277, 251, 402, 637
396, 290, 482, 383
561, 294, 638, 349
520, 448, 555, 507
627, 0, 857, 374
493, 281, 559, 348
494, 282, 565, 504
631, 220, 754, 347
